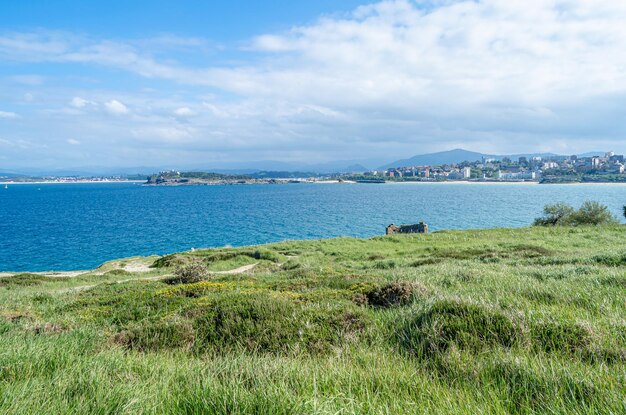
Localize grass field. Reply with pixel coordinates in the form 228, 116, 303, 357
0, 226, 625, 414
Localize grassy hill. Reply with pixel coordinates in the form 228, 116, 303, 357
0, 226, 625, 414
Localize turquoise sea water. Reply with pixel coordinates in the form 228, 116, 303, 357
1, 182, 625, 271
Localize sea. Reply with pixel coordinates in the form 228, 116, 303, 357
1, 182, 625, 272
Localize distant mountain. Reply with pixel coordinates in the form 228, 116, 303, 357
0, 171, 22, 178
577, 151, 605, 158
379, 149, 489, 169
380, 148, 611, 169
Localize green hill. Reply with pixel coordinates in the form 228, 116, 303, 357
1, 226, 625, 414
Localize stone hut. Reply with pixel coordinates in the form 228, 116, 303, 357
386, 222, 428, 235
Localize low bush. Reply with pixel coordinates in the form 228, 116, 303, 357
164, 263, 208, 285
193, 294, 368, 354
399, 300, 522, 357
250, 249, 282, 262
365, 282, 427, 308
531, 321, 592, 354
151, 253, 189, 268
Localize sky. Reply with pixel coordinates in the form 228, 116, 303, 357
1, 0, 626, 171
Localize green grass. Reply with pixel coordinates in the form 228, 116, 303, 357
1, 226, 625, 414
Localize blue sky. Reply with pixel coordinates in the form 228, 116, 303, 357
1, 0, 626, 171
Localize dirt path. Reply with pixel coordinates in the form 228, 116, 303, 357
1, 258, 154, 279
211, 263, 258, 275
58, 263, 258, 293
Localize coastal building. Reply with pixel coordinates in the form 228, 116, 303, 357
463, 166, 472, 179
386, 222, 428, 235
497, 170, 536, 180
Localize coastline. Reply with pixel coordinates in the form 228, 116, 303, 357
384, 180, 626, 185
0, 180, 144, 185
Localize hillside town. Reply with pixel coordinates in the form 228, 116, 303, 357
359, 152, 626, 183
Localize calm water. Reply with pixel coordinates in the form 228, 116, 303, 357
1, 182, 625, 271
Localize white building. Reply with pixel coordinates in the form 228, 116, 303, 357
463, 166, 472, 179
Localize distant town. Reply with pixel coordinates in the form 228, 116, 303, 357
353, 151, 626, 184
2, 151, 625, 185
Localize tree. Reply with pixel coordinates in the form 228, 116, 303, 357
533, 203, 575, 226
572, 201, 619, 226
533, 201, 618, 227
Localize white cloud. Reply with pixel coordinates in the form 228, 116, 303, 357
2, 0, 626, 166
174, 107, 195, 117
104, 100, 128, 115
66, 138, 81, 145
70, 96, 91, 108
0, 111, 18, 119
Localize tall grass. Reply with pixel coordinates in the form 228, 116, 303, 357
0, 225, 624, 414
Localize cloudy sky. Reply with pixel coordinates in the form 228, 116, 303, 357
1, 0, 626, 170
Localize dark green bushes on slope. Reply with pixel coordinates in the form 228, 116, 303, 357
164, 263, 208, 285
531, 321, 592, 353
192, 294, 369, 355
364, 282, 428, 308
398, 300, 523, 357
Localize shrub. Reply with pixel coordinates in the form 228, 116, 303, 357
281, 259, 301, 270
573, 201, 619, 226
399, 300, 522, 357
533, 203, 575, 226
533, 201, 618, 226
366, 282, 427, 308
151, 253, 188, 268
250, 249, 281, 262
193, 294, 368, 354
165, 263, 208, 285
531, 321, 592, 354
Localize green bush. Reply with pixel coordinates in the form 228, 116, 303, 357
151, 253, 188, 268
531, 321, 592, 354
250, 249, 281, 262
193, 294, 368, 354
365, 282, 428, 308
399, 300, 522, 357
533, 201, 619, 226
165, 263, 208, 285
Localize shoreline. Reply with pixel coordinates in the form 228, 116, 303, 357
384, 180, 626, 186
0, 180, 144, 185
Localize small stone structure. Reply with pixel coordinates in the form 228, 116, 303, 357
386, 222, 428, 235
